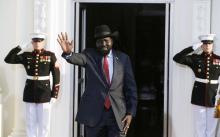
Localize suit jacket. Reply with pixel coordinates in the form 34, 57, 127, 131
173, 46, 220, 107
62, 48, 137, 131
4, 46, 60, 103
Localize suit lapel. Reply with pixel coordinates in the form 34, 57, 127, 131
110, 50, 123, 89
95, 54, 109, 87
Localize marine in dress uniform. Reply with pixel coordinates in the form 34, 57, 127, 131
4, 32, 60, 137
173, 34, 220, 137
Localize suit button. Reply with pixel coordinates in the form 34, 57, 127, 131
36, 61, 39, 63
35, 69, 38, 71
35, 73, 38, 75
36, 54, 39, 56
35, 65, 38, 67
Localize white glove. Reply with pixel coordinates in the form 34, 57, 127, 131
192, 42, 203, 50
19, 42, 30, 49
50, 98, 57, 104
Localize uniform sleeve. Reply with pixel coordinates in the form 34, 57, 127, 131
4, 46, 23, 64
50, 53, 60, 98
173, 46, 194, 67
123, 55, 137, 117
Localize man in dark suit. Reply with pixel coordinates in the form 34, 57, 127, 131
57, 25, 137, 137
173, 34, 220, 137
5, 32, 60, 137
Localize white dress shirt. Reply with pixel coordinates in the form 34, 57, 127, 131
103, 50, 113, 83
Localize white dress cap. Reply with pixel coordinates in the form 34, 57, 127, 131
30, 32, 47, 39
199, 34, 216, 41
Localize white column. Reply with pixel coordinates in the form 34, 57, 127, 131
192, 0, 211, 42
211, 0, 220, 136
170, 0, 212, 137
34, 0, 48, 33
47, 0, 74, 136
7, 0, 34, 136
0, 86, 2, 137
8, 68, 27, 137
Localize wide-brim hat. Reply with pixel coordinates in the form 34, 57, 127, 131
94, 25, 119, 39
30, 32, 47, 40
199, 34, 216, 42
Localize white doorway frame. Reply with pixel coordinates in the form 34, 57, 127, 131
72, 1, 174, 137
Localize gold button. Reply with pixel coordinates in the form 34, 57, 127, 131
35, 65, 38, 67
35, 73, 38, 75
36, 57, 39, 60
35, 69, 38, 71
36, 61, 39, 63
36, 54, 39, 56
207, 72, 209, 74
207, 68, 209, 70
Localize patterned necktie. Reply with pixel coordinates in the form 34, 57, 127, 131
103, 56, 111, 109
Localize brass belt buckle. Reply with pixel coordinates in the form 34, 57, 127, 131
33, 76, 39, 80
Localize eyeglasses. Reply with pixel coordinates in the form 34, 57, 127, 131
32, 38, 44, 42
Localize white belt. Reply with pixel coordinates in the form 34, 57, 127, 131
195, 77, 218, 84
27, 75, 50, 80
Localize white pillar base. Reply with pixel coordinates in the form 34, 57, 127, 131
8, 129, 26, 137
0, 93, 2, 137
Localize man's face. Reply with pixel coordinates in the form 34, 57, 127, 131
31, 38, 45, 50
201, 42, 213, 54
96, 37, 113, 56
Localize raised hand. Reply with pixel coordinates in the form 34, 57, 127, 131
192, 42, 202, 50
50, 97, 57, 104
57, 32, 73, 54
20, 41, 30, 49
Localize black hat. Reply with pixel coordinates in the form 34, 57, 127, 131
94, 25, 118, 39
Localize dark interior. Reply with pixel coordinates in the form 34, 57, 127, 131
78, 3, 165, 137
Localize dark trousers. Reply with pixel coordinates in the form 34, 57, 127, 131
85, 108, 125, 137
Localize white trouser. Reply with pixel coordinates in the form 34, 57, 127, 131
25, 102, 51, 137
192, 105, 218, 137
